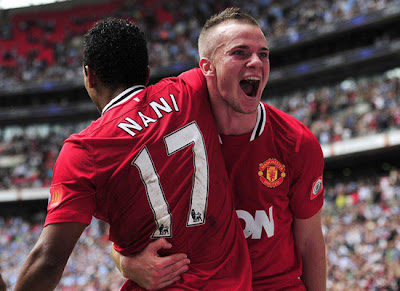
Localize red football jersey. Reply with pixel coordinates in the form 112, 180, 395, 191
45, 69, 252, 290
221, 102, 325, 290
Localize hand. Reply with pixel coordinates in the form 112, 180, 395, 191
0, 274, 6, 291
119, 238, 190, 290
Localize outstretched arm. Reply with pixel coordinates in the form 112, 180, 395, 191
14, 222, 86, 291
293, 209, 326, 291
112, 238, 190, 290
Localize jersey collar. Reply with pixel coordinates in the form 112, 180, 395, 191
250, 102, 267, 141
219, 103, 266, 144
102, 85, 145, 116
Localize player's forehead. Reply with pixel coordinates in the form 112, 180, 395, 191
213, 20, 268, 52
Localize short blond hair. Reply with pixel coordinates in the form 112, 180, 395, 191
198, 7, 260, 58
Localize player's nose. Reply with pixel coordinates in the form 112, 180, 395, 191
246, 53, 263, 69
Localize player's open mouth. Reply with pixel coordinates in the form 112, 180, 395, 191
240, 77, 260, 97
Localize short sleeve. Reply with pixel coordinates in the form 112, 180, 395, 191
44, 137, 96, 227
289, 127, 325, 219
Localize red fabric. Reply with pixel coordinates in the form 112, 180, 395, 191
221, 102, 324, 289
45, 68, 252, 290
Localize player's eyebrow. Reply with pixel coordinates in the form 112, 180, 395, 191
231, 45, 270, 51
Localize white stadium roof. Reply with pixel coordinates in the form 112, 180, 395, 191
0, 0, 70, 10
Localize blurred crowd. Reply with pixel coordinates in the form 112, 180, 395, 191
0, 0, 399, 91
269, 67, 400, 144
0, 171, 399, 290
323, 169, 400, 290
0, 121, 90, 189
0, 214, 125, 290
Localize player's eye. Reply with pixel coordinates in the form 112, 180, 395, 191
259, 52, 269, 58
232, 50, 245, 56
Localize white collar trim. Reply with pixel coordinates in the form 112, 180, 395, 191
250, 103, 266, 141
101, 85, 145, 116
219, 102, 266, 144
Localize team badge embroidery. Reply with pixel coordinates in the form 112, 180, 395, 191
310, 176, 324, 200
258, 158, 286, 188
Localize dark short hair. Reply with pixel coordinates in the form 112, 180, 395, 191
83, 18, 148, 88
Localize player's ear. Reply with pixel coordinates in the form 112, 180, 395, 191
199, 58, 215, 77
84, 65, 97, 88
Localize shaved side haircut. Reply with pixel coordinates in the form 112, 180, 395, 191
198, 7, 260, 59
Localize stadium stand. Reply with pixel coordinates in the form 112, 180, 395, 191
1, 0, 400, 93
269, 68, 400, 145
1, 0, 400, 289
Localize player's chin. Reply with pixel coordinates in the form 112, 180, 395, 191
239, 99, 259, 114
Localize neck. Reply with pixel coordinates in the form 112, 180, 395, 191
97, 86, 132, 112
208, 91, 257, 136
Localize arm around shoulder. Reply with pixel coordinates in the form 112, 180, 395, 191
14, 222, 87, 291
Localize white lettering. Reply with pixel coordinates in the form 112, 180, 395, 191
138, 112, 157, 127
118, 117, 143, 137
169, 94, 179, 112
118, 96, 180, 136
149, 98, 173, 118
236, 207, 274, 239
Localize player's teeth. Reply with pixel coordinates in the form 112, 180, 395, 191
245, 77, 260, 82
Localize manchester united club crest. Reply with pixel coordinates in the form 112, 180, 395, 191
258, 158, 286, 188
